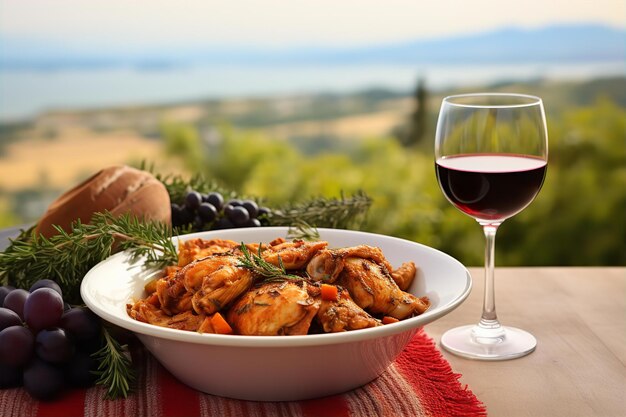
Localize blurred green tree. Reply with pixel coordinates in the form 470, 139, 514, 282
396, 77, 429, 147
160, 94, 626, 266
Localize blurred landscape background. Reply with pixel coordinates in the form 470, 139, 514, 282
0, 0, 624, 266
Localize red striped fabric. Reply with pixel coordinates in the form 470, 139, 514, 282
0, 329, 486, 417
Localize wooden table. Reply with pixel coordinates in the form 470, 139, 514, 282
1, 227, 623, 415
425, 267, 626, 417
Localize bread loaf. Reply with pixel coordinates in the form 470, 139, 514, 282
35, 165, 171, 238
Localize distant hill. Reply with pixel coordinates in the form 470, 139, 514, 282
1, 23, 624, 70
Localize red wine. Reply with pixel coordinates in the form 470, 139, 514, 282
436, 154, 546, 222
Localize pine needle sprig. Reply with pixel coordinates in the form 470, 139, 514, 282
0, 212, 177, 304
92, 326, 136, 399
236, 243, 304, 283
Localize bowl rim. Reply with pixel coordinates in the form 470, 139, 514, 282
81, 227, 472, 348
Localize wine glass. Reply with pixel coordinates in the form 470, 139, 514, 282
434, 93, 548, 360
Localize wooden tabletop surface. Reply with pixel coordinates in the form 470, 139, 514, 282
425, 267, 626, 417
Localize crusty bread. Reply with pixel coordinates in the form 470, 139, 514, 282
35, 165, 171, 237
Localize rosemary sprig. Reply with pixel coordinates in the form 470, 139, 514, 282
148, 169, 238, 206
286, 220, 320, 241
92, 326, 136, 399
236, 243, 304, 283
269, 190, 371, 229
0, 212, 177, 304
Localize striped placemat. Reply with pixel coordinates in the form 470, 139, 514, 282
0, 328, 486, 417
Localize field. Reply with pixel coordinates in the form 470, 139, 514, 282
0, 76, 624, 266
0, 127, 163, 191
0, 93, 415, 193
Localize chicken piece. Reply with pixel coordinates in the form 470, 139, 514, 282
261, 239, 328, 270
144, 266, 179, 295
179, 254, 239, 292
127, 300, 205, 331
391, 261, 417, 291
155, 275, 193, 315
309, 284, 381, 332
227, 281, 320, 335
178, 254, 255, 315
337, 258, 430, 319
306, 245, 394, 283
178, 238, 240, 266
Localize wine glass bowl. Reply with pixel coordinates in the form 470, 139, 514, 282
435, 93, 548, 360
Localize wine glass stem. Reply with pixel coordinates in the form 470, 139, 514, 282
478, 223, 502, 333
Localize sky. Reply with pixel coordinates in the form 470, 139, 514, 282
1, 0, 625, 48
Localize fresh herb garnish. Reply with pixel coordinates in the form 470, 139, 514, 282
145, 163, 372, 230
92, 326, 136, 399
0, 212, 177, 303
269, 190, 371, 229
236, 243, 304, 283
287, 220, 320, 241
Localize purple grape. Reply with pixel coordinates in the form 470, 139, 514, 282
0, 286, 15, 306
24, 288, 64, 332
223, 203, 235, 218
242, 200, 259, 218
257, 206, 271, 217
35, 328, 74, 363
171, 203, 184, 226
3, 289, 29, 320
245, 218, 262, 227
229, 206, 250, 226
0, 325, 34, 367
198, 203, 218, 222
61, 307, 101, 342
23, 358, 65, 401
206, 192, 224, 211
185, 191, 202, 209
226, 198, 243, 207
0, 307, 22, 331
29, 279, 63, 298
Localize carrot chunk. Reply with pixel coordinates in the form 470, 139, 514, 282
382, 316, 400, 324
320, 284, 339, 301
211, 312, 233, 335
198, 316, 214, 334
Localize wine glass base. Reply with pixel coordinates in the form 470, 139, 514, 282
441, 324, 536, 361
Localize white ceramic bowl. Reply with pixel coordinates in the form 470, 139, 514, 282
81, 227, 471, 401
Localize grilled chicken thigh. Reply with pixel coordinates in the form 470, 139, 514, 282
260, 238, 328, 270
390, 261, 417, 291
177, 238, 241, 266
227, 281, 320, 335
188, 256, 255, 315
158, 254, 255, 315
313, 285, 381, 332
338, 258, 429, 319
306, 245, 394, 283
128, 300, 205, 331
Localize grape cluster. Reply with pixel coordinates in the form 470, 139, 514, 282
0, 280, 102, 401
171, 190, 271, 231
